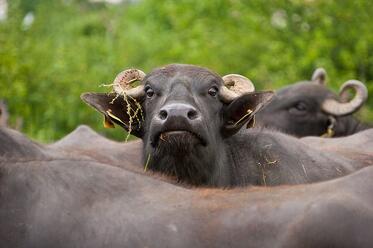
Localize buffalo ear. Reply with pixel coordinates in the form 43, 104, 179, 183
222, 91, 274, 137
81, 92, 145, 138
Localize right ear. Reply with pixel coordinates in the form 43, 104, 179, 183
221, 91, 274, 137
81, 92, 145, 138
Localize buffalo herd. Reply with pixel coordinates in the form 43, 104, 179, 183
1, 64, 373, 247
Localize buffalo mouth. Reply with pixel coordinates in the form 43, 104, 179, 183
152, 129, 207, 147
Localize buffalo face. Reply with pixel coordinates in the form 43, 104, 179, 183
82, 64, 273, 185
255, 68, 368, 137
256, 81, 335, 137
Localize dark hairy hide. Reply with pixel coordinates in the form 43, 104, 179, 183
145, 132, 216, 185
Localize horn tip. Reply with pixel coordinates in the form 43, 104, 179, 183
311, 67, 327, 84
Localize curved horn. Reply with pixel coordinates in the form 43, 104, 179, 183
321, 80, 368, 116
311, 68, 327, 85
113, 69, 146, 98
219, 74, 255, 103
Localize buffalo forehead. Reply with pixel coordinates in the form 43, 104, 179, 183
277, 81, 334, 100
145, 64, 223, 88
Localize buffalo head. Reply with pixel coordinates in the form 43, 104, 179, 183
82, 64, 273, 185
255, 68, 368, 137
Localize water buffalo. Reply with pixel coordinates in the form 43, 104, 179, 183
49, 125, 143, 172
82, 64, 373, 187
1, 126, 373, 248
0, 100, 23, 130
255, 68, 370, 137
0, 99, 9, 127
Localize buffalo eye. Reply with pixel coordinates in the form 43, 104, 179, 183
208, 86, 218, 97
289, 101, 308, 115
145, 86, 154, 98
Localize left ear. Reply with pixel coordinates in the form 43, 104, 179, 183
222, 91, 274, 137
81, 92, 145, 138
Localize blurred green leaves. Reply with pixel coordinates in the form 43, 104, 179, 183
0, 0, 372, 142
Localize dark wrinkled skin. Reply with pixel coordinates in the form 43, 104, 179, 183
255, 80, 371, 137
49, 125, 143, 172
301, 128, 373, 155
82, 64, 373, 187
1, 127, 373, 248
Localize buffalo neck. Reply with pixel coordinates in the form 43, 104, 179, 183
334, 116, 372, 137
142, 139, 231, 186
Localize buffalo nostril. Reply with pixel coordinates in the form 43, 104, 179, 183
159, 110, 168, 120
187, 109, 198, 120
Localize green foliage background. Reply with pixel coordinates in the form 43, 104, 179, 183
0, 0, 372, 142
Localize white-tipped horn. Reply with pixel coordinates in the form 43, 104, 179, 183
219, 74, 255, 103
311, 68, 327, 85
113, 69, 146, 98
322, 80, 368, 116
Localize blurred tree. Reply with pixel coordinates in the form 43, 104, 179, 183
0, 0, 372, 142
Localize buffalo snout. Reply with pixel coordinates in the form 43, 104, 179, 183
156, 103, 201, 123
150, 102, 207, 147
